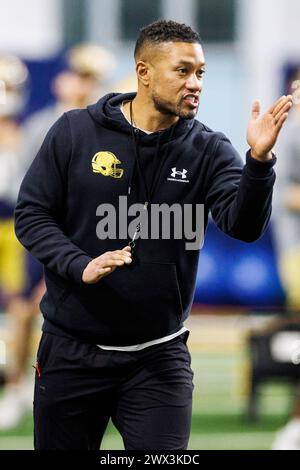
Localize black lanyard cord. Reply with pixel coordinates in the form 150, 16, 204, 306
128, 100, 176, 253
129, 100, 176, 206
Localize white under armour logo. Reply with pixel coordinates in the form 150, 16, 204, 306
171, 168, 188, 179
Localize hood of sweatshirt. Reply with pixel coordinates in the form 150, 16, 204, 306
87, 92, 197, 208
87, 92, 194, 144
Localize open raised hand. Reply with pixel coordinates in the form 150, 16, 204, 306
247, 95, 293, 161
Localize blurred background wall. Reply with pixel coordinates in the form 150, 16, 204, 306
2, 0, 300, 150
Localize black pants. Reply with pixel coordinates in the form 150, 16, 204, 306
33, 330, 194, 450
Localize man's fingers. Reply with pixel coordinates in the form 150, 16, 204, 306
95, 251, 131, 263
87, 250, 133, 283
105, 252, 131, 261
251, 100, 260, 120
103, 253, 132, 266
88, 267, 112, 281
275, 112, 289, 133
273, 100, 293, 124
97, 267, 112, 274
272, 98, 289, 119
110, 247, 132, 254
272, 96, 292, 119
98, 267, 114, 278
100, 258, 132, 269
268, 95, 287, 114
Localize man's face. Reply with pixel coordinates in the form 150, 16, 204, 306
147, 42, 205, 120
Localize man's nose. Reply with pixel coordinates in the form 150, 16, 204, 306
185, 74, 202, 91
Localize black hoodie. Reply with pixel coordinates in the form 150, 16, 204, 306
14, 92, 276, 346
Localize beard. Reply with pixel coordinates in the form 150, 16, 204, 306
152, 90, 197, 120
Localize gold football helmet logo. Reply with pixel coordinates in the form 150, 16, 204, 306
92, 151, 124, 179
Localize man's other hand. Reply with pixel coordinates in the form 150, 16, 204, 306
82, 246, 132, 284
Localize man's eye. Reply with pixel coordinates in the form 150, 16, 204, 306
178, 68, 187, 74
197, 70, 205, 78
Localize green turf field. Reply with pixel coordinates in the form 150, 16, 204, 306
0, 313, 295, 450
0, 350, 292, 450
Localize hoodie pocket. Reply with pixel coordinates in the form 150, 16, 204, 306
111, 261, 184, 321
68, 261, 183, 344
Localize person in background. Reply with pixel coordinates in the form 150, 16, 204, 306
0, 55, 33, 427
271, 67, 300, 450
0, 44, 116, 430
21, 43, 116, 172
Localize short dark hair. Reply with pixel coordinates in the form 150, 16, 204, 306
134, 20, 201, 61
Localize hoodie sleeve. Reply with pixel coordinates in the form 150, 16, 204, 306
205, 134, 276, 242
14, 113, 92, 284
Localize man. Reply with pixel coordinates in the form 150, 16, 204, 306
15, 20, 292, 450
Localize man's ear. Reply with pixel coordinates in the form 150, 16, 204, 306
136, 61, 151, 86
